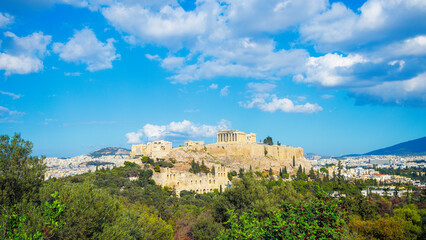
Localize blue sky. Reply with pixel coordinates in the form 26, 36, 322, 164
0, 0, 425, 157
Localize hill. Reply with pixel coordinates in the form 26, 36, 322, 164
364, 136, 426, 155
87, 147, 130, 158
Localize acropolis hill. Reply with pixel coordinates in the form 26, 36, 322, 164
130, 129, 310, 174
130, 129, 310, 194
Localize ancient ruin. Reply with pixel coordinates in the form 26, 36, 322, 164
152, 166, 229, 195
129, 129, 311, 194
216, 130, 256, 143
130, 140, 172, 159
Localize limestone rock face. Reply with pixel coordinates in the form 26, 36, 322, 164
165, 143, 311, 174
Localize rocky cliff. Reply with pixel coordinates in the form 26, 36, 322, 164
165, 143, 311, 175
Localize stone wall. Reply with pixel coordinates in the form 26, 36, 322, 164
130, 140, 173, 159
152, 166, 230, 195
205, 143, 309, 173
206, 143, 304, 162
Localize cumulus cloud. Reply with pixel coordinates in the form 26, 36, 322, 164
209, 83, 218, 89
299, 53, 368, 87
0, 31, 51, 75
0, 12, 14, 28
55, 0, 426, 106
125, 119, 231, 143
378, 35, 426, 58
300, 0, 426, 51
53, 27, 120, 71
350, 72, 426, 107
125, 130, 143, 144
0, 90, 22, 99
170, 39, 308, 83
220, 86, 230, 96
241, 94, 323, 113
101, 3, 207, 49
225, 0, 327, 35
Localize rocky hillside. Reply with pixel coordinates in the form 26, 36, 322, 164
87, 147, 130, 158
165, 143, 311, 175
365, 136, 426, 155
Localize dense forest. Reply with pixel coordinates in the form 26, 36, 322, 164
1, 133, 425, 239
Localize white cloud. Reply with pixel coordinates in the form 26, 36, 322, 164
53, 27, 120, 71
209, 83, 218, 89
4, 31, 51, 57
55, 0, 426, 107
170, 39, 308, 83
220, 86, 230, 96
351, 72, 426, 107
126, 119, 231, 142
247, 82, 276, 93
379, 35, 426, 58
125, 130, 143, 144
241, 94, 323, 113
145, 53, 160, 61
0, 90, 22, 99
300, 0, 426, 51
0, 106, 24, 123
299, 53, 368, 87
101, 3, 207, 49
0, 31, 51, 75
0, 54, 43, 75
0, 12, 14, 28
0, 106, 23, 116
225, 0, 327, 35
161, 56, 185, 70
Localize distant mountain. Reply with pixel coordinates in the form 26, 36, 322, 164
364, 136, 426, 156
87, 147, 130, 158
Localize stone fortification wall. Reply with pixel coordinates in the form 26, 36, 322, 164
152, 166, 229, 195
206, 143, 304, 162
205, 143, 309, 173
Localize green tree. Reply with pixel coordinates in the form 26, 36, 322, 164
238, 168, 244, 178
190, 213, 223, 240
38, 181, 121, 239
101, 205, 173, 240
263, 136, 273, 145
393, 204, 422, 239
0, 133, 46, 207
219, 199, 347, 239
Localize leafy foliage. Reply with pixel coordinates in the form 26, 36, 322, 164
263, 136, 273, 145
0, 133, 45, 206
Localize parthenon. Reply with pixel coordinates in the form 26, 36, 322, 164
216, 130, 256, 144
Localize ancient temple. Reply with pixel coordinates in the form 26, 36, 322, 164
216, 130, 256, 144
